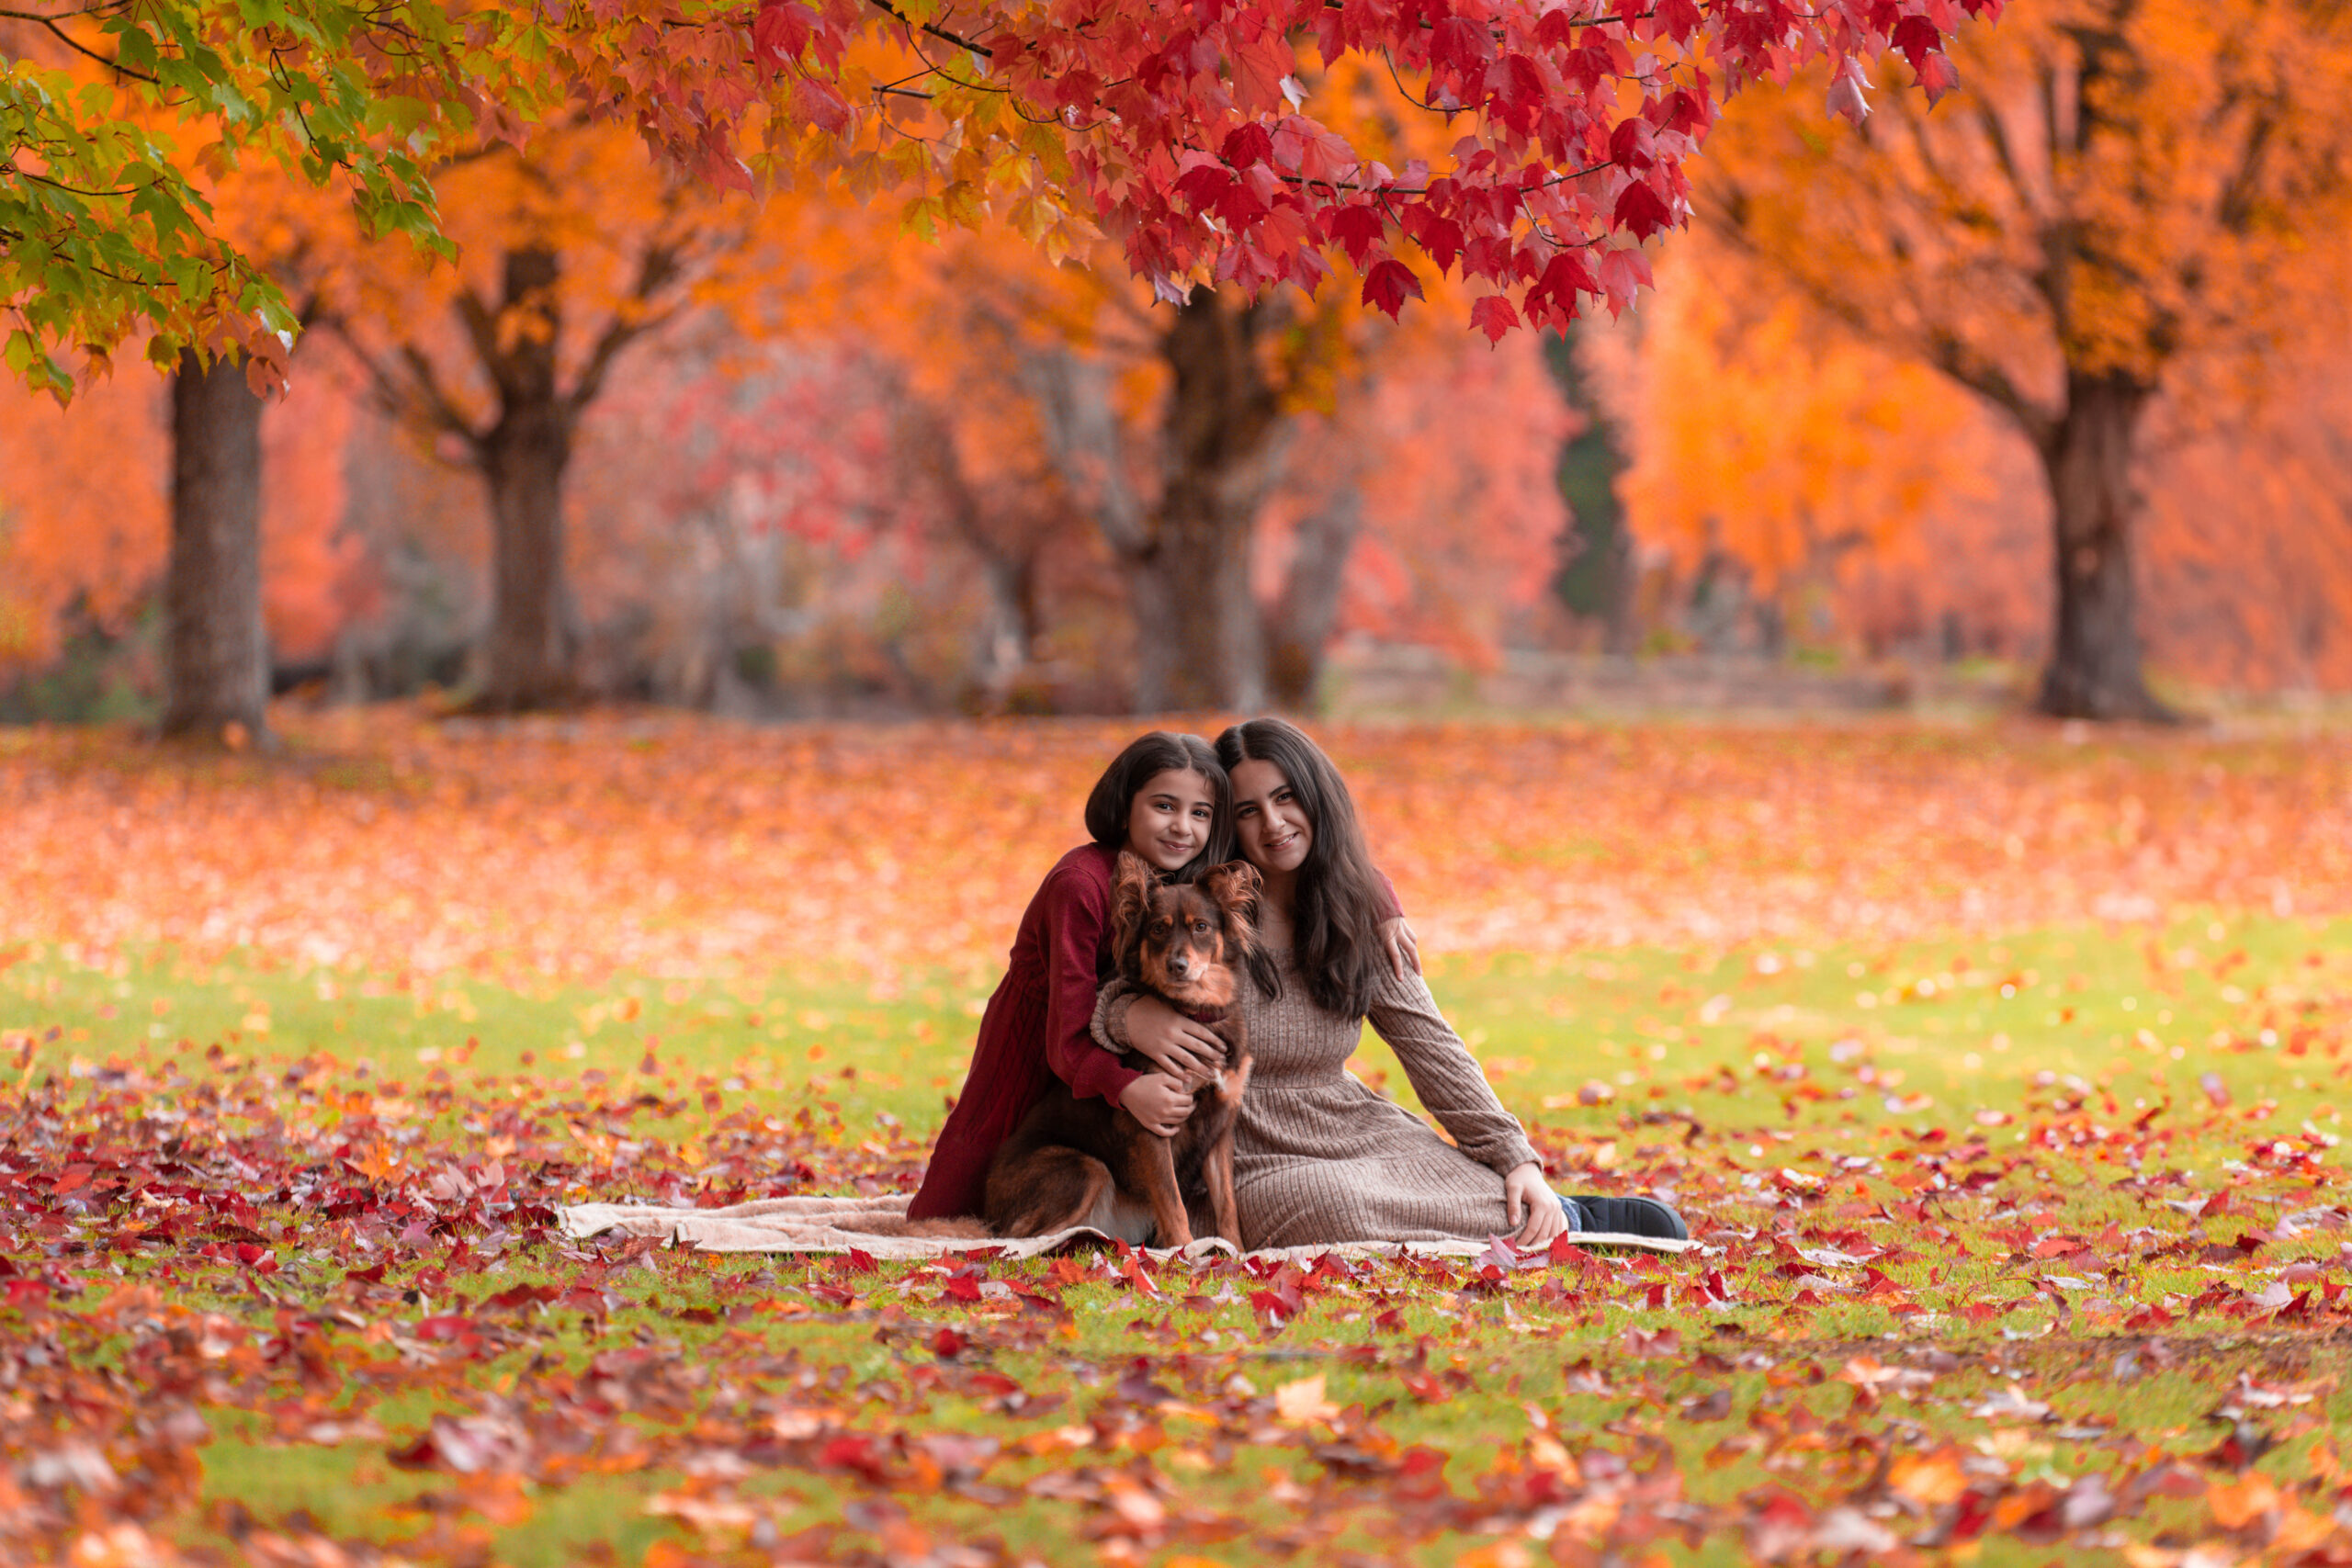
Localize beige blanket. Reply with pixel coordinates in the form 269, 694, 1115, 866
558, 1193, 1692, 1262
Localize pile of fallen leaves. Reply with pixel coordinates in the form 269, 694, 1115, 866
2, 709, 2350, 980
4, 1032, 2350, 1567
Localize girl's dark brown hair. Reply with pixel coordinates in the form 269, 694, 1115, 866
1082, 731, 1233, 878
1216, 717, 1386, 1017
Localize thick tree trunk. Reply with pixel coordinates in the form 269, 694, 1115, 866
472, 248, 578, 712
1124, 563, 1181, 712
2033, 368, 2174, 721
1023, 349, 1177, 711
1158, 290, 1284, 712
162, 350, 270, 747
1265, 486, 1363, 710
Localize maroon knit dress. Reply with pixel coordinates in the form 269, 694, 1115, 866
906, 843, 1137, 1220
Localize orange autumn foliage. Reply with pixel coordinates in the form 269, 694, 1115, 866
1703, 0, 2352, 397
0, 365, 364, 672
1599, 234, 2352, 683
1590, 238, 2007, 595
0, 376, 164, 668
1679, 0, 2352, 709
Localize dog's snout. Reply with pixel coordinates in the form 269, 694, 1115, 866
1166, 952, 1190, 976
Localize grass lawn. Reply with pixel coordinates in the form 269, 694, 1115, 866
7, 910, 2351, 1567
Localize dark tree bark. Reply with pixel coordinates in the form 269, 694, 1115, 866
336, 230, 684, 714
1029, 288, 1288, 714
468, 248, 578, 711
162, 349, 270, 747
1026, 349, 1178, 710
1157, 289, 1283, 711
1265, 486, 1363, 710
2032, 368, 2171, 720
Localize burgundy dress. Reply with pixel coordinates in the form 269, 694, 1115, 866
907, 844, 1137, 1220
906, 842, 1406, 1221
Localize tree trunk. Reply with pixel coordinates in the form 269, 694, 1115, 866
1544, 326, 1634, 633
162, 349, 270, 747
1265, 485, 1363, 710
2033, 368, 2174, 721
472, 248, 578, 712
1158, 289, 1284, 712
1023, 349, 1175, 711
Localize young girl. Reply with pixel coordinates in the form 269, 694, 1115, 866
905, 732, 1237, 1220
1100, 717, 1688, 1247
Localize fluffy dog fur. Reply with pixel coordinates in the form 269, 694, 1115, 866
976, 852, 1258, 1249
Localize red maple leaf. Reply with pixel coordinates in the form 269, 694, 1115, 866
1361, 256, 1425, 318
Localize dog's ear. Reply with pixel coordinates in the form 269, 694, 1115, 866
1201, 860, 1261, 946
1111, 852, 1156, 965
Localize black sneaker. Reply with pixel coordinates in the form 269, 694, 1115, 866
1567, 1194, 1689, 1241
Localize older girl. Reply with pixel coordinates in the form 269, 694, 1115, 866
1099, 717, 1687, 1248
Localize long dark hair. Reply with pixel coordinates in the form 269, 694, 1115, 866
1216, 717, 1387, 1017
1082, 731, 1233, 879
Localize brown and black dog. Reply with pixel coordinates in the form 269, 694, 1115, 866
979, 852, 1258, 1249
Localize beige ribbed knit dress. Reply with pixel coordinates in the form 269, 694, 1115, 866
1093, 953, 1540, 1248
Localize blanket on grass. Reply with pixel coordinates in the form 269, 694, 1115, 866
558, 1193, 1693, 1262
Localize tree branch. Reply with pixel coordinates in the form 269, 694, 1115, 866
1023, 348, 1152, 560
865, 0, 991, 57
568, 237, 690, 414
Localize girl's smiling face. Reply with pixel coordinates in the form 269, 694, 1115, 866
1125, 767, 1218, 872
1230, 758, 1312, 876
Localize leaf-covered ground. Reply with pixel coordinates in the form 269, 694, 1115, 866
5, 711, 2352, 1568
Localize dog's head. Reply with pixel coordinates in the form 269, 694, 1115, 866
1112, 852, 1259, 1012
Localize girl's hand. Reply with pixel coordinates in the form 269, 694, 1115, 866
1126, 995, 1227, 1080
1379, 917, 1421, 980
1120, 1074, 1196, 1136
1503, 1162, 1568, 1252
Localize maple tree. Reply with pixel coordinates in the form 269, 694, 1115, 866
0, 0, 544, 397
527, 0, 1990, 345
1581, 234, 2352, 683
6, 0, 1990, 400
0, 335, 358, 713
1695, 0, 2352, 718
151, 168, 339, 747
319, 122, 777, 711
880, 207, 1567, 713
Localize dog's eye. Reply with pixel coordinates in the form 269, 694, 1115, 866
1193, 920, 1211, 934
1149, 920, 1170, 935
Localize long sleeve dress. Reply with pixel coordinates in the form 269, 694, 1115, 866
906, 843, 1142, 1220
1093, 950, 1539, 1247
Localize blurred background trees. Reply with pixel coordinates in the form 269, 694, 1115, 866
7, 0, 2352, 723
1695, 0, 2352, 717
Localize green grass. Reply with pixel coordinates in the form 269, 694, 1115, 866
5, 918, 2350, 1566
